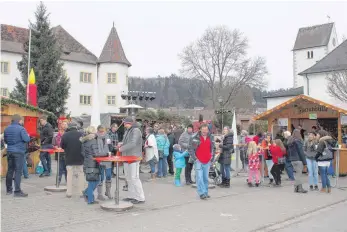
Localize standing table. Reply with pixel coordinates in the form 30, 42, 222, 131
40, 148, 67, 192
94, 156, 142, 211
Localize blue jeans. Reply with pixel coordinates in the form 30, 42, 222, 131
220, 163, 231, 179
158, 157, 168, 177
6, 152, 24, 192
285, 158, 295, 180
100, 166, 112, 182
195, 160, 210, 197
40, 144, 53, 174
319, 166, 331, 188
86, 180, 99, 203
328, 160, 335, 176
148, 158, 156, 173
59, 159, 67, 183
306, 158, 318, 186
23, 155, 29, 178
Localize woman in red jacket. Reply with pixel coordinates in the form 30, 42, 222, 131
269, 139, 286, 186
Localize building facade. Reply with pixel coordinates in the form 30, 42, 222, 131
0, 23, 130, 116
265, 22, 346, 110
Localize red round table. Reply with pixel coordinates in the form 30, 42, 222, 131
94, 156, 142, 211
40, 148, 66, 192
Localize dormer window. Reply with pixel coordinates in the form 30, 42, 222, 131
307, 51, 313, 59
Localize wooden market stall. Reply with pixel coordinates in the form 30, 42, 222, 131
1, 97, 55, 176
254, 94, 347, 175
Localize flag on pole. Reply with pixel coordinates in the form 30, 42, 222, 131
27, 68, 37, 106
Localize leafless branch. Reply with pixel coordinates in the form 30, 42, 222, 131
179, 25, 267, 109
327, 70, 347, 103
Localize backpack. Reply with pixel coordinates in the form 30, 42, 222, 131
318, 141, 334, 161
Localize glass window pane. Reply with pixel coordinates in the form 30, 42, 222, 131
80, 95, 83, 104
80, 73, 83, 82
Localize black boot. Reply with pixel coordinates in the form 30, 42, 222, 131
218, 178, 226, 186
221, 179, 230, 188
296, 184, 308, 193
294, 185, 299, 193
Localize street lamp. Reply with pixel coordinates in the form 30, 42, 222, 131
215, 96, 232, 132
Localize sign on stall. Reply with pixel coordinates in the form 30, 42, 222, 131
309, 113, 317, 120
278, 118, 288, 126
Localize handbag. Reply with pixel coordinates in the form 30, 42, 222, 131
278, 157, 286, 164
85, 167, 100, 181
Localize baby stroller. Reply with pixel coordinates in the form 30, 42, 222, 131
209, 153, 222, 185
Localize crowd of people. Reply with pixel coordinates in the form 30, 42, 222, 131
2, 113, 338, 204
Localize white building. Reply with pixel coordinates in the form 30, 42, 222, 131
265, 22, 347, 110
0, 23, 130, 117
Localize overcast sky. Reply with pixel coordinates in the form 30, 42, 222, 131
1, 1, 347, 90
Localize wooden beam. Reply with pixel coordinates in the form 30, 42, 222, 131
338, 112, 342, 144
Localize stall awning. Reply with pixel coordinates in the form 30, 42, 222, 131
254, 95, 347, 120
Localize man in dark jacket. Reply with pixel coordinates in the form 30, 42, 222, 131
167, 128, 175, 175
39, 116, 54, 177
61, 123, 84, 198
4, 114, 30, 197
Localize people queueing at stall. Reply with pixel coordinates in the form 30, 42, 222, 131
3, 115, 341, 204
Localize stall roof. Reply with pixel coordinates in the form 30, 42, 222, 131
254, 94, 347, 120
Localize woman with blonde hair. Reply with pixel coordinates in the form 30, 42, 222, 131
247, 141, 260, 187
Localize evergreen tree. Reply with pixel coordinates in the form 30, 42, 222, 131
11, 2, 70, 126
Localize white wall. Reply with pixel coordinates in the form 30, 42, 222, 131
266, 96, 294, 110
63, 61, 96, 116
293, 46, 327, 88
307, 72, 347, 109
327, 25, 339, 52
0, 52, 22, 94
98, 63, 128, 114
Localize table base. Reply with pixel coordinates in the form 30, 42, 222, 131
191, 184, 216, 189
100, 201, 133, 212
44, 185, 67, 192
119, 175, 126, 180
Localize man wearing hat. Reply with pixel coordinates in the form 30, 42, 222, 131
61, 122, 84, 198
118, 117, 145, 204
4, 114, 30, 197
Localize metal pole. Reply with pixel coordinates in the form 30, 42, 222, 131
56, 152, 60, 188
26, 29, 32, 104
335, 149, 340, 188
221, 108, 224, 131
115, 161, 119, 205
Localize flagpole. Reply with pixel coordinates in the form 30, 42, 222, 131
26, 29, 32, 104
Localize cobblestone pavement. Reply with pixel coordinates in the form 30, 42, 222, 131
1, 162, 347, 232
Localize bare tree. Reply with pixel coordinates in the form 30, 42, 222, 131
179, 25, 267, 109
327, 70, 347, 102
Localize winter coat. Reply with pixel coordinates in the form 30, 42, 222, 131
156, 134, 170, 157
61, 128, 83, 165
178, 131, 192, 152
53, 132, 66, 160
145, 134, 158, 162
303, 139, 318, 159
167, 132, 175, 153
107, 129, 119, 152
190, 132, 215, 163
4, 122, 30, 154
80, 134, 100, 181
315, 136, 336, 161
119, 125, 143, 157
96, 133, 111, 168
218, 133, 234, 165
40, 122, 54, 145
173, 149, 189, 168
248, 152, 260, 170
286, 136, 307, 165
269, 145, 285, 164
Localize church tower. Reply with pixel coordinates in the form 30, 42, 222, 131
292, 23, 338, 91
98, 23, 131, 113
